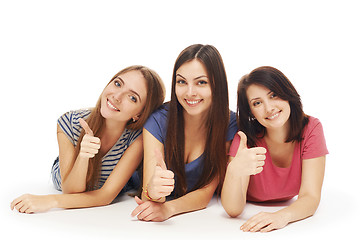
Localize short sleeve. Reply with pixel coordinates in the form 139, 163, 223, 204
228, 133, 240, 157
57, 109, 91, 146
126, 129, 143, 146
226, 111, 238, 141
143, 106, 168, 144
301, 117, 329, 160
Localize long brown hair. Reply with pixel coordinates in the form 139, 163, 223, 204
237, 66, 308, 147
74, 66, 165, 190
165, 44, 230, 198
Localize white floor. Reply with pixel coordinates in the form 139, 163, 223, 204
2, 160, 359, 240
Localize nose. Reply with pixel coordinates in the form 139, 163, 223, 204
263, 100, 274, 113
186, 83, 196, 97
113, 91, 124, 103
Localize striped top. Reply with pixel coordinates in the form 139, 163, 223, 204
52, 109, 142, 190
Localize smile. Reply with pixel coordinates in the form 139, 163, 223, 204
107, 99, 120, 111
185, 99, 202, 106
267, 111, 280, 120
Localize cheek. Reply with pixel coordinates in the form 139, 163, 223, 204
250, 107, 262, 118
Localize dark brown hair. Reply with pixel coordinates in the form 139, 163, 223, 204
165, 44, 230, 197
237, 66, 308, 147
73, 66, 165, 190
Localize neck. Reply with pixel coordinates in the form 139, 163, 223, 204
265, 121, 290, 144
183, 112, 208, 132
101, 119, 127, 140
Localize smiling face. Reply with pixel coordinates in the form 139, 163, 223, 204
100, 70, 147, 124
175, 59, 212, 118
247, 84, 291, 131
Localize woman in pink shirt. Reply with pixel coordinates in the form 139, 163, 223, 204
221, 66, 328, 232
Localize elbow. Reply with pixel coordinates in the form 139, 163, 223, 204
223, 205, 244, 218
221, 198, 245, 218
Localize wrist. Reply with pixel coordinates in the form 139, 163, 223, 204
227, 161, 245, 177
163, 201, 175, 219
143, 184, 163, 202
49, 195, 59, 209
277, 208, 292, 224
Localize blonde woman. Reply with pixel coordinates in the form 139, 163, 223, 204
11, 65, 165, 213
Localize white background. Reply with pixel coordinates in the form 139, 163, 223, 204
1, 0, 359, 239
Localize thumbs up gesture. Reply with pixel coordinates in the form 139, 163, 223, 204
147, 149, 175, 200
230, 131, 266, 176
78, 118, 101, 160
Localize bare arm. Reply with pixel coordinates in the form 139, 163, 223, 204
221, 158, 250, 217
57, 120, 101, 193
221, 131, 266, 217
132, 133, 231, 221
241, 155, 326, 232
11, 136, 143, 213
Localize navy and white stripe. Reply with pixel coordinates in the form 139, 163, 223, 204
51, 109, 142, 191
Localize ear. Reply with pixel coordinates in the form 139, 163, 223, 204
132, 115, 140, 122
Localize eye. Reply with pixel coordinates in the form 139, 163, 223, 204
253, 101, 261, 107
129, 95, 137, 103
114, 80, 122, 87
176, 79, 186, 85
197, 80, 208, 85
270, 92, 277, 99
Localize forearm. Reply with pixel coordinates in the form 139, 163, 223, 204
165, 180, 217, 218
277, 194, 321, 224
221, 162, 250, 217
52, 189, 115, 209
61, 155, 89, 193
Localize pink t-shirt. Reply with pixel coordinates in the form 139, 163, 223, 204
228, 116, 328, 202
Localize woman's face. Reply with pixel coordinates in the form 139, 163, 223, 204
175, 59, 212, 118
100, 70, 147, 123
247, 84, 291, 130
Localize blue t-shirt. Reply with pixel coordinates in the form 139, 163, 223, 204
144, 104, 238, 196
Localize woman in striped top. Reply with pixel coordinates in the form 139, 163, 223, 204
11, 65, 165, 213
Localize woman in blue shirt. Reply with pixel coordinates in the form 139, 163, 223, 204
131, 44, 237, 221
11, 65, 165, 213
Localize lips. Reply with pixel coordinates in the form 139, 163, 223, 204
266, 111, 281, 120
107, 99, 120, 112
185, 99, 202, 106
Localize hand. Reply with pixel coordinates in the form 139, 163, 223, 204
78, 118, 101, 160
147, 149, 175, 200
229, 131, 266, 176
131, 196, 171, 222
10, 194, 56, 214
240, 211, 290, 232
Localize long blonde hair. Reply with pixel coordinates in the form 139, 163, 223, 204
74, 66, 165, 190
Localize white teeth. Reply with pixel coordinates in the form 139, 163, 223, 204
186, 99, 201, 105
267, 112, 279, 120
107, 100, 119, 111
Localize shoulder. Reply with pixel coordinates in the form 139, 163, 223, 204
58, 109, 92, 124
143, 104, 169, 144
144, 104, 169, 131
57, 109, 92, 145
301, 115, 328, 159
124, 128, 143, 145
302, 116, 324, 139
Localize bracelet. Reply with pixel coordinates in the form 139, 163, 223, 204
143, 184, 162, 202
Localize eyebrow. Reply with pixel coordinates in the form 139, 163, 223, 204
176, 73, 208, 80
116, 77, 142, 102
249, 91, 273, 102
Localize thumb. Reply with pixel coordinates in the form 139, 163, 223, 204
79, 118, 94, 136
154, 148, 167, 170
237, 131, 248, 150
134, 196, 143, 205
